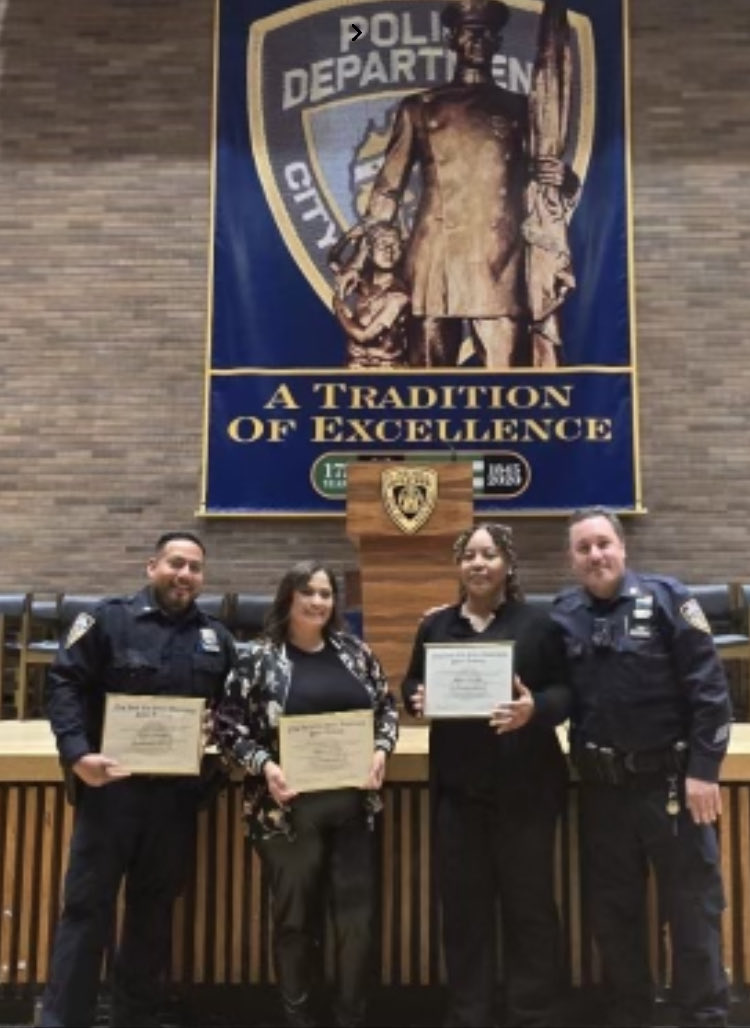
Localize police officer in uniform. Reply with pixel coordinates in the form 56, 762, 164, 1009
551, 508, 731, 1027
40, 532, 235, 1028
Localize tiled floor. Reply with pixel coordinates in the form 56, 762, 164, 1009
3, 987, 749, 1027
0, 987, 442, 1028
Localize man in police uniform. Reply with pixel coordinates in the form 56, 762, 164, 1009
552, 508, 731, 1027
40, 532, 235, 1028
351, 0, 577, 368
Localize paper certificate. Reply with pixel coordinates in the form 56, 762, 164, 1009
424, 642, 514, 718
101, 694, 206, 775
279, 709, 374, 793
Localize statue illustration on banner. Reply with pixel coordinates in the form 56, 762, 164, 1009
329, 0, 579, 370
205, 0, 638, 516
246, 0, 599, 373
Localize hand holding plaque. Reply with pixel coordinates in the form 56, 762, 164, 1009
279, 709, 374, 793
424, 642, 514, 718
101, 694, 206, 775
488, 676, 536, 734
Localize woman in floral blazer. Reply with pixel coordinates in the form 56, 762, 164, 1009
215, 560, 398, 1028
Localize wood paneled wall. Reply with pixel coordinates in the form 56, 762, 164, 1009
346, 463, 474, 689
0, 780, 746, 989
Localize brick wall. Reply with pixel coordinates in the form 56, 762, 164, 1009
0, 0, 749, 599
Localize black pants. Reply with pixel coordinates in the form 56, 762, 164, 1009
40, 778, 197, 1027
257, 790, 374, 1027
580, 778, 728, 1027
435, 789, 564, 1028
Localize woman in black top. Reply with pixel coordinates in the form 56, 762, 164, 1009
216, 561, 398, 1028
402, 524, 570, 1028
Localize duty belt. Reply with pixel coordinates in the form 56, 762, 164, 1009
572, 740, 688, 786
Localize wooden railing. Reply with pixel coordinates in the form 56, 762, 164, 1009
2, 724, 750, 990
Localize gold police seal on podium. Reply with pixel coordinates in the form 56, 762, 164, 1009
381, 466, 438, 534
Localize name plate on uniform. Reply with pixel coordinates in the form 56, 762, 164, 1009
279, 709, 374, 793
424, 642, 514, 718
101, 694, 206, 775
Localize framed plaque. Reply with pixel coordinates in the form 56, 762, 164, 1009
424, 642, 514, 718
279, 709, 374, 793
101, 694, 206, 775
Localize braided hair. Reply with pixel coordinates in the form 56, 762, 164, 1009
452, 522, 524, 603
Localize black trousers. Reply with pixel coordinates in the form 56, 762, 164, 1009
40, 778, 197, 1028
580, 778, 728, 1027
257, 790, 374, 1027
435, 788, 564, 1028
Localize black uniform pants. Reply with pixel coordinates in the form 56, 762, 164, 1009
257, 790, 374, 1028
40, 778, 197, 1028
580, 778, 728, 1027
435, 789, 564, 1028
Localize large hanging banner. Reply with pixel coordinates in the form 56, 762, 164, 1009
202, 0, 640, 515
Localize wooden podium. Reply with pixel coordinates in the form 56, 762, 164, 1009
346, 462, 474, 691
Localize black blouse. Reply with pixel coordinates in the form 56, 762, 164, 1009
401, 600, 570, 797
284, 640, 372, 715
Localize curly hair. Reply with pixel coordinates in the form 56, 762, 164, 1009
452, 522, 524, 603
264, 560, 344, 645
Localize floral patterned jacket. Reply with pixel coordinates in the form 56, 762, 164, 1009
214, 632, 399, 840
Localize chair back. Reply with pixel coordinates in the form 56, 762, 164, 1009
524, 593, 556, 616
17, 595, 62, 718
195, 593, 229, 621
686, 584, 736, 635
0, 594, 30, 719
59, 594, 106, 630
227, 594, 273, 641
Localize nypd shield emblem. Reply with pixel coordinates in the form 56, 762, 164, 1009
381, 466, 438, 534
65, 612, 95, 649
680, 598, 712, 635
247, 0, 593, 307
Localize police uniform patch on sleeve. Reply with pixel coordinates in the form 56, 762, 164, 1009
65, 612, 95, 648
680, 598, 712, 634
714, 724, 730, 744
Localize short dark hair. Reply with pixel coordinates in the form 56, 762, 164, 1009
154, 531, 206, 556
567, 507, 625, 543
265, 560, 344, 645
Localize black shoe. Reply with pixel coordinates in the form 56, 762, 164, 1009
282, 994, 318, 1028
332, 1001, 366, 1027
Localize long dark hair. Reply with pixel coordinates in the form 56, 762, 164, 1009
264, 560, 344, 645
452, 522, 524, 603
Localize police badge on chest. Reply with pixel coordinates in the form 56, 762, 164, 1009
199, 627, 220, 653
628, 593, 654, 639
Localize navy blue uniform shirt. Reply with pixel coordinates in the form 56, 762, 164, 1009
45, 586, 235, 767
551, 570, 731, 782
